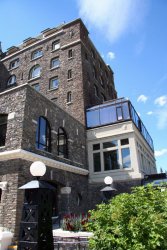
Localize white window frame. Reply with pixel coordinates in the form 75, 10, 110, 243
49, 77, 59, 90
52, 40, 60, 51
31, 49, 43, 60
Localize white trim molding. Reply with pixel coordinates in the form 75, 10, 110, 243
0, 149, 89, 176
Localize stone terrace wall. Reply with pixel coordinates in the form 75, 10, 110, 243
22, 85, 87, 168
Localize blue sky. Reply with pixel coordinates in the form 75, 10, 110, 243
0, 0, 167, 172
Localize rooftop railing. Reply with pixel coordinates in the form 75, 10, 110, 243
86, 98, 154, 151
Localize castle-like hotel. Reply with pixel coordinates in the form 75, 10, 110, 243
0, 18, 156, 238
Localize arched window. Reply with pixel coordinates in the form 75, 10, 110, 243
7, 75, 16, 87
57, 127, 68, 158
29, 65, 41, 79
36, 116, 51, 152
0, 114, 8, 147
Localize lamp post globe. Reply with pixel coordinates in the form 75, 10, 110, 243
104, 176, 113, 185
30, 161, 46, 177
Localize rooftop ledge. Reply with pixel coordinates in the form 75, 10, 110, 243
0, 149, 89, 176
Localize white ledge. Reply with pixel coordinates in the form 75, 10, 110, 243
0, 149, 89, 176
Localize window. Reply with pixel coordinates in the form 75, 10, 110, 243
121, 138, 129, 146
31, 49, 43, 60
121, 148, 131, 168
35, 116, 51, 152
68, 49, 73, 58
94, 85, 98, 97
7, 75, 16, 87
67, 91, 72, 103
116, 106, 123, 120
100, 76, 104, 87
0, 114, 8, 147
93, 143, 100, 150
57, 127, 68, 158
52, 40, 60, 51
49, 77, 59, 90
101, 93, 106, 102
29, 65, 41, 79
9, 58, 19, 69
104, 150, 119, 170
32, 83, 40, 91
93, 66, 97, 79
67, 69, 72, 79
99, 61, 102, 69
92, 138, 131, 172
85, 52, 88, 60
93, 152, 101, 172
103, 140, 118, 149
91, 49, 95, 59
51, 57, 60, 69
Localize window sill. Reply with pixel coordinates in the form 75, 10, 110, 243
47, 87, 59, 92
8, 66, 19, 71
67, 78, 73, 82
51, 48, 60, 53
31, 55, 43, 61
68, 57, 73, 60
66, 101, 72, 105
0, 146, 5, 149
35, 148, 53, 155
28, 76, 41, 83
6, 83, 17, 88
50, 66, 60, 71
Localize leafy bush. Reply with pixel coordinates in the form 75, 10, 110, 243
87, 185, 167, 250
61, 213, 90, 232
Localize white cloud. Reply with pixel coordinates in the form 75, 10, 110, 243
107, 51, 115, 60
77, 0, 148, 43
155, 106, 167, 129
137, 94, 148, 103
147, 111, 153, 115
154, 95, 167, 107
155, 149, 167, 157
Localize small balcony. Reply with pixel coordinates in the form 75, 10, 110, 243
86, 98, 154, 151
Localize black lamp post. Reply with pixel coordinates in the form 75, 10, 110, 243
18, 161, 55, 250
101, 176, 117, 202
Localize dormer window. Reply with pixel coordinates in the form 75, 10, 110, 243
7, 75, 16, 87
9, 59, 19, 69
29, 65, 41, 79
31, 49, 43, 60
52, 40, 60, 51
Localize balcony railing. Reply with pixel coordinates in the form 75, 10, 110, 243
86, 98, 154, 151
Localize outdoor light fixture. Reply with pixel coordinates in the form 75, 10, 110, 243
101, 176, 117, 201
30, 160, 46, 177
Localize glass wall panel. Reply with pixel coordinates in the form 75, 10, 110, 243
100, 105, 117, 125
86, 109, 100, 127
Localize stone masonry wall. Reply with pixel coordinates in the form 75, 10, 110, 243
0, 86, 26, 152
22, 85, 87, 168
0, 158, 89, 240
0, 19, 117, 124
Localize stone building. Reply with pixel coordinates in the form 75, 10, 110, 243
0, 18, 156, 238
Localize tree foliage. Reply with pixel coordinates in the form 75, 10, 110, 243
87, 185, 167, 250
